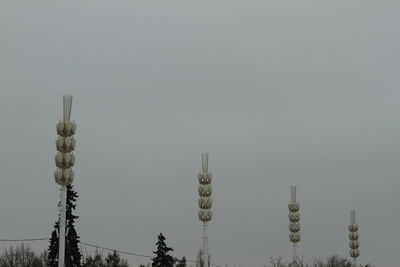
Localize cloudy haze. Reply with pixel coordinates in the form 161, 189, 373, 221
0, 1, 399, 266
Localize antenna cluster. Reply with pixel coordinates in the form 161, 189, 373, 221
288, 186, 301, 260
197, 153, 213, 267
48, 96, 365, 266
349, 209, 360, 266
54, 95, 77, 267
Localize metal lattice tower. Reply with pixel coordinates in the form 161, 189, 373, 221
349, 209, 360, 267
198, 153, 213, 267
54, 95, 76, 267
288, 186, 301, 261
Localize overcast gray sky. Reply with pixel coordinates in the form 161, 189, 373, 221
0, 1, 399, 266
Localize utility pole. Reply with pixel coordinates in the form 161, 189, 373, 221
349, 209, 360, 267
198, 153, 213, 267
54, 95, 76, 267
288, 186, 301, 261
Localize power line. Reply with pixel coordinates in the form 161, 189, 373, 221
80, 242, 152, 259
0, 238, 49, 242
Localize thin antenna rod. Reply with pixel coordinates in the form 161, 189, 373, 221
63, 95, 73, 122
351, 209, 356, 224
290, 186, 297, 203
202, 153, 209, 173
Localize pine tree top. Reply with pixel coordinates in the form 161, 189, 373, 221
152, 233, 175, 267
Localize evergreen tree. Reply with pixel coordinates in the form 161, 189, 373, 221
47, 228, 59, 266
152, 233, 175, 267
176, 257, 187, 267
48, 185, 82, 266
105, 250, 129, 267
82, 250, 105, 267
81, 250, 129, 267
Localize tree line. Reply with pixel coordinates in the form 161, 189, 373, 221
0, 243, 129, 267
0, 237, 376, 267
268, 255, 374, 267
0, 233, 178, 267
